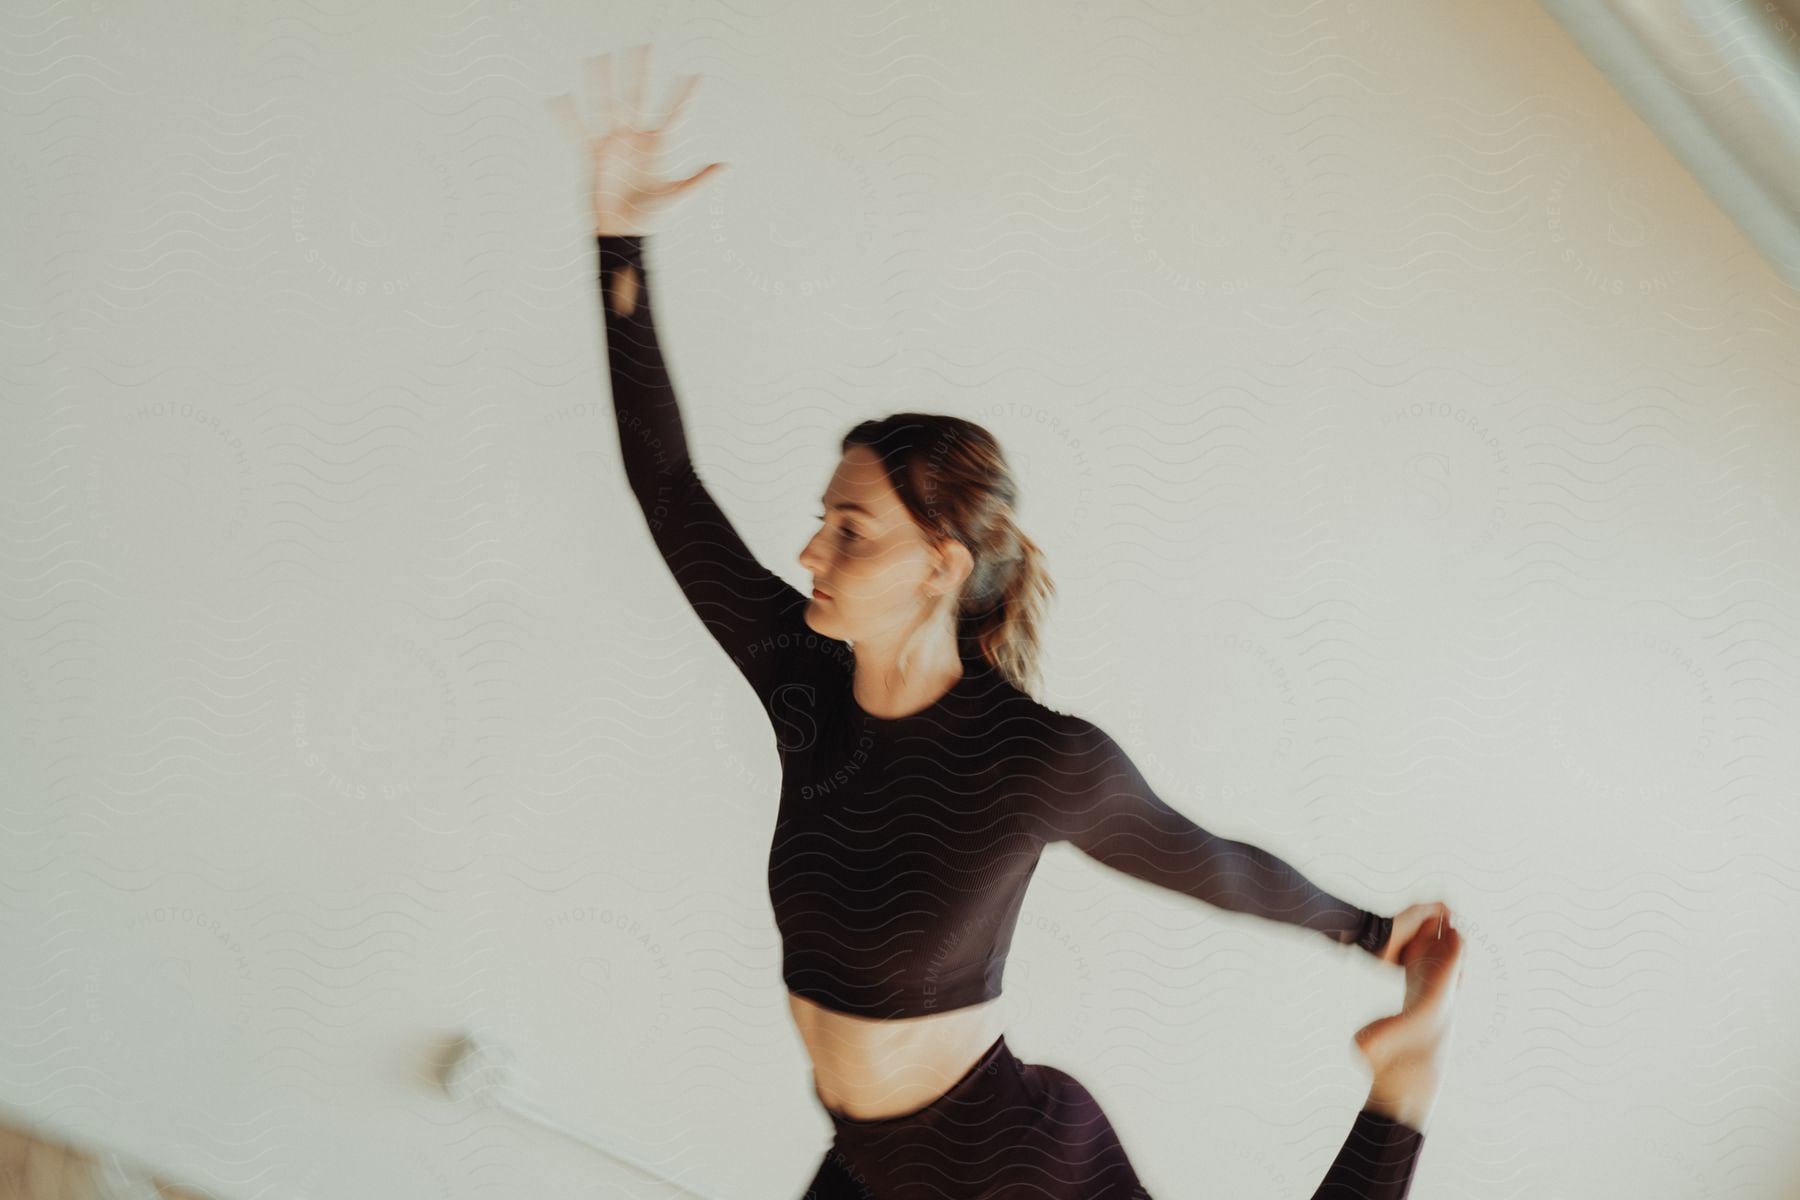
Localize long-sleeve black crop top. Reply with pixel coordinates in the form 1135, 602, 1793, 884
598, 233, 1393, 1020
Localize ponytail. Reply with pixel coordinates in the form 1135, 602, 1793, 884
961, 522, 1055, 698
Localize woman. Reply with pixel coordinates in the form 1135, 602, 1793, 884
549, 46, 1464, 1200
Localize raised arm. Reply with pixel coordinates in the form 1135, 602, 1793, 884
597, 233, 808, 712
1039, 718, 1392, 957
552, 51, 806, 712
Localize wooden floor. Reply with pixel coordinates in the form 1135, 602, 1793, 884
0, 1119, 209, 1200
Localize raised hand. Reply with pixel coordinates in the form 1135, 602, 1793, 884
545, 43, 729, 237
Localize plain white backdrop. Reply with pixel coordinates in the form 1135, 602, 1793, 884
3, 2, 1797, 1197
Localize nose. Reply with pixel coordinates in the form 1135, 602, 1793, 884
797, 529, 824, 574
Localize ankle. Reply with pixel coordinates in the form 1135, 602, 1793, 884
1364, 1059, 1440, 1134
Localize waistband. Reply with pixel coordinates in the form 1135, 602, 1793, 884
818, 1032, 1016, 1134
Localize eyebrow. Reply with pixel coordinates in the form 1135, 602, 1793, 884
821, 499, 876, 518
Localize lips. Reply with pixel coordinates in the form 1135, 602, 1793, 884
812, 587, 831, 599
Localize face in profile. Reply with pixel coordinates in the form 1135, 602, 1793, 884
798, 445, 959, 647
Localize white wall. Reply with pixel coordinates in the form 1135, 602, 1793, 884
3, 2, 1797, 1197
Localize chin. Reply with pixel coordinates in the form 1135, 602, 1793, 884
803, 601, 853, 643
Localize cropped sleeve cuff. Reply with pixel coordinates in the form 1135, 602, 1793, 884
1355, 911, 1393, 958
597, 233, 646, 279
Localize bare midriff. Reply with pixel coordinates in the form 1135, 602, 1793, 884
788, 990, 1007, 1121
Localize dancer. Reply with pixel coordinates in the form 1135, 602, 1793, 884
549, 45, 1460, 1199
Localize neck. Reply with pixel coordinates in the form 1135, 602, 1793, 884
850, 619, 965, 717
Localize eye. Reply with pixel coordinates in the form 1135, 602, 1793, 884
813, 512, 861, 541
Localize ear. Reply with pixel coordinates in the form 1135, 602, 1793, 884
930, 538, 975, 597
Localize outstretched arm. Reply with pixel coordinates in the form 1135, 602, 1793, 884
1038, 719, 1392, 957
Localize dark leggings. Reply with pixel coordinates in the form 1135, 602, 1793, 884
800, 1034, 1423, 1200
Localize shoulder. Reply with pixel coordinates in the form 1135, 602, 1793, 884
1002, 693, 1116, 767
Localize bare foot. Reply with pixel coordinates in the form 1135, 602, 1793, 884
1378, 900, 1452, 965
1352, 915, 1464, 1133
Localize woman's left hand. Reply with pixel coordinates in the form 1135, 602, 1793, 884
1378, 901, 1453, 966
